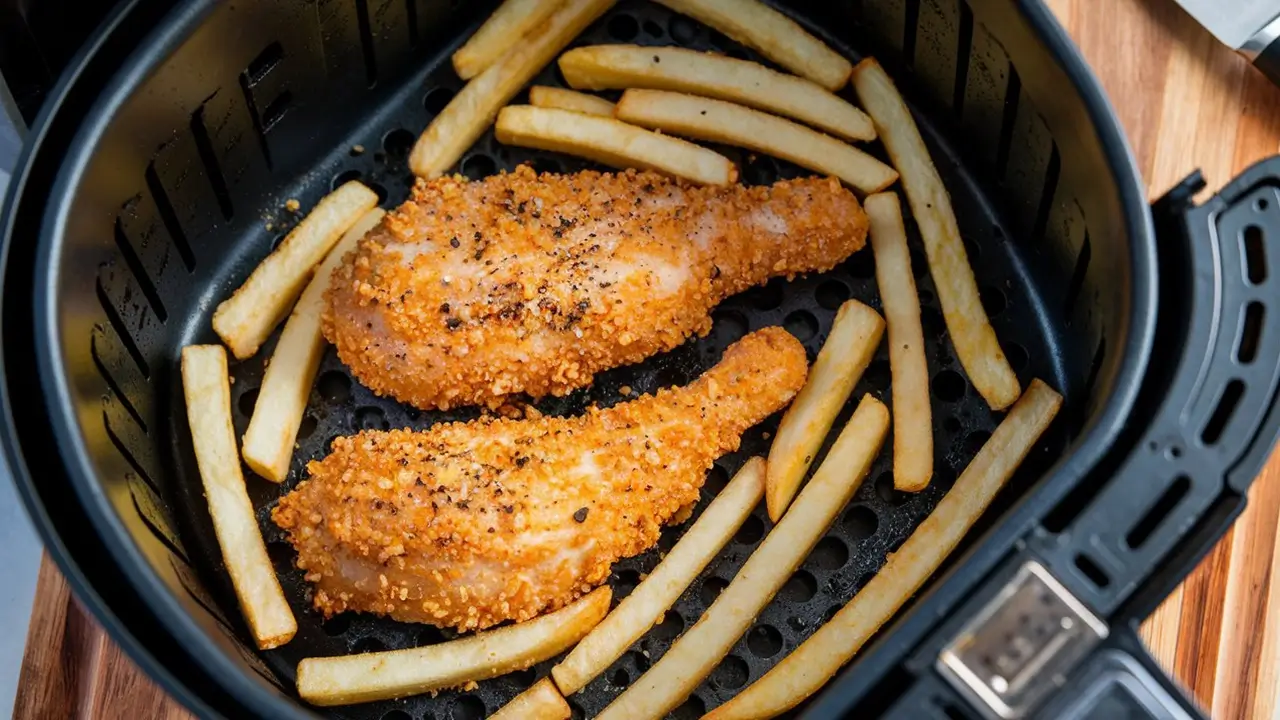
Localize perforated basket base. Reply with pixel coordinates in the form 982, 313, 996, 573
169, 3, 1070, 718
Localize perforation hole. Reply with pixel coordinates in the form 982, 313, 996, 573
531, 157, 562, 175
1075, 554, 1110, 588
812, 537, 849, 570
331, 169, 363, 191
451, 696, 485, 720
875, 471, 910, 505
704, 465, 729, 495
424, 87, 455, 114
318, 371, 351, 403
744, 279, 784, 310
511, 666, 537, 689
653, 611, 683, 641
842, 505, 879, 540
615, 568, 641, 599
921, 306, 945, 338
1005, 342, 1029, 374
864, 359, 890, 387
238, 387, 259, 417
368, 181, 388, 207
297, 415, 317, 439
962, 430, 991, 457
711, 309, 749, 345
735, 514, 764, 545
462, 154, 496, 180
609, 666, 630, 688
353, 636, 386, 653
816, 280, 850, 310
1244, 225, 1267, 284
1238, 302, 1264, 364
1202, 379, 1244, 445
781, 570, 817, 603
673, 696, 706, 720
354, 406, 388, 431
417, 626, 446, 646
784, 310, 819, 342
381, 711, 412, 720
669, 15, 700, 44
747, 625, 783, 657
266, 541, 294, 574
743, 157, 778, 186
643, 20, 664, 37
846, 251, 875, 279
607, 14, 639, 41
1126, 475, 1190, 549
701, 577, 729, 604
931, 370, 966, 402
713, 655, 750, 690
383, 128, 415, 157
981, 284, 1007, 317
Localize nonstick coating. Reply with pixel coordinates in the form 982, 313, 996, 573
166, 3, 1071, 717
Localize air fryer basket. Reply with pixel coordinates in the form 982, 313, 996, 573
6, 0, 1280, 718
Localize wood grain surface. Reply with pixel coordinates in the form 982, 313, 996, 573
14, 0, 1280, 718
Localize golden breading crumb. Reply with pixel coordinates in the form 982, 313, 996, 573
322, 165, 866, 411
285, 198, 301, 213
273, 328, 808, 631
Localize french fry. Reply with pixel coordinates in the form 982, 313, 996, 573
552, 458, 766, 695
241, 209, 385, 483
495, 105, 737, 185
597, 396, 889, 720
852, 57, 1020, 410
706, 380, 1063, 720
614, 89, 897, 193
410, 0, 615, 178
529, 85, 616, 117
766, 300, 883, 521
653, 0, 852, 90
181, 345, 296, 650
452, 0, 566, 80
866, 193, 932, 491
212, 182, 378, 359
558, 45, 875, 141
297, 587, 611, 706
491, 678, 572, 720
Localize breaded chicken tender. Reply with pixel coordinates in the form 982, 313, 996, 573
323, 166, 865, 410
272, 328, 807, 631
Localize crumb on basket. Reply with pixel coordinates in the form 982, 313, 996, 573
352, 144, 365, 155
619, 385, 632, 396
285, 198, 301, 213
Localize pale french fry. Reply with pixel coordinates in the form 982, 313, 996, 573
866, 193, 932, 492
410, 0, 615, 178
181, 345, 296, 650
614, 89, 897, 193
490, 678, 572, 720
706, 380, 1063, 720
452, 0, 566, 80
495, 105, 737, 185
297, 587, 611, 706
212, 182, 378, 359
558, 45, 875, 141
552, 458, 766, 695
653, 0, 851, 90
852, 57, 1020, 410
241, 209, 385, 483
529, 85, 616, 116
597, 396, 889, 720
766, 300, 883, 521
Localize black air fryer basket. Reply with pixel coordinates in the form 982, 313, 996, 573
5, 0, 1280, 718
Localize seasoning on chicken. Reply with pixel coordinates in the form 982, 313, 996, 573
272, 328, 807, 631
323, 165, 866, 410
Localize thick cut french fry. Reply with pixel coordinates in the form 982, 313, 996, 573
452, 0, 566, 80
181, 345, 296, 649
529, 85, 616, 116
597, 396, 889, 720
241, 209, 385, 483
614, 89, 896, 193
410, 0, 615, 178
558, 45, 875, 141
490, 678, 572, 720
297, 587, 611, 706
852, 57, 1020, 410
706, 380, 1063, 720
212, 182, 378, 359
653, 0, 852, 90
766, 300, 883, 521
552, 458, 766, 695
866, 193, 932, 491
495, 105, 737, 185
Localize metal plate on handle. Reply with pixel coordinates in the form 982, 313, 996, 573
938, 561, 1109, 718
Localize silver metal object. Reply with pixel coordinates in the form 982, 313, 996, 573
1241, 13, 1280, 61
937, 561, 1109, 719
1175, 0, 1280, 51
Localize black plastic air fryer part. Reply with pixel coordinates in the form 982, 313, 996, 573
4, 0, 1280, 718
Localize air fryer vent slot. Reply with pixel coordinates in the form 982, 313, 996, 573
1125, 475, 1190, 550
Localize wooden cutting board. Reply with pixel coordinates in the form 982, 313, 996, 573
13, 0, 1280, 718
